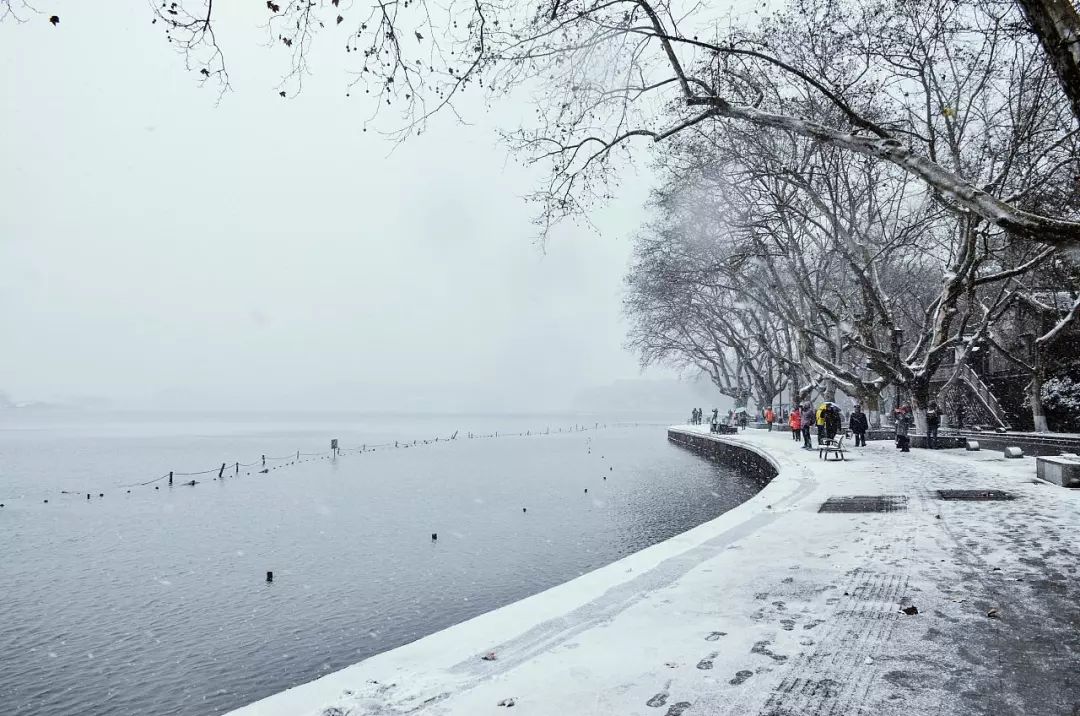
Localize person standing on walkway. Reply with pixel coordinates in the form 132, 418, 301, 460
800, 402, 815, 450
764, 406, 775, 431
789, 406, 802, 441
926, 402, 941, 448
815, 402, 829, 445
850, 404, 869, 447
895, 405, 914, 452
823, 403, 841, 441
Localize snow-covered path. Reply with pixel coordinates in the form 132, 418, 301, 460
228, 427, 1080, 716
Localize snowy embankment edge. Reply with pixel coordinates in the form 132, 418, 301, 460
226, 427, 809, 716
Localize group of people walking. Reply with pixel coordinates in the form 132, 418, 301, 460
689, 407, 745, 431
692, 399, 945, 453
783, 401, 868, 450
892, 401, 941, 451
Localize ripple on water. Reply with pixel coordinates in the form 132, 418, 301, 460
0, 418, 762, 716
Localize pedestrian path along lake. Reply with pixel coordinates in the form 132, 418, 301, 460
232, 426, 1080, 716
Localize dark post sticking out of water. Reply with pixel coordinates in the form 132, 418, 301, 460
261, 455, 266, 467
266, 571, 273, 583
235, 462, 239, 475
431, 533, 438, 541
169, 471, 173, 487
218, 463, 226, 479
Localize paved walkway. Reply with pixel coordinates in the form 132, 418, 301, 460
229, 428, 1080, 716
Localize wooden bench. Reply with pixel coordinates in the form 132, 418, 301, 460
819, 433, 847, 461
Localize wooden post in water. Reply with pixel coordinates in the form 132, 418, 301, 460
218, 463, 225, 479
235, 462, 239, 475
261, 455, 266, 467
266, 571, 273, 582
169, 471, 173, 486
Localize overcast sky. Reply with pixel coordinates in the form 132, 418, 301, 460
0, 3, 685, 411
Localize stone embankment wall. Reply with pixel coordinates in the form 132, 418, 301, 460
667, 429, 778, 482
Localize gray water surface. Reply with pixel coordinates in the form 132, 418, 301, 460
0, 413, 762, 716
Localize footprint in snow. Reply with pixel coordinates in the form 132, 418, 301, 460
705, 631, 726, 641
697, 652, 718, 670
729, 670, 754, 686
751, 640, 788, 663
647, 680, 672, 708
664, 702, 692, 716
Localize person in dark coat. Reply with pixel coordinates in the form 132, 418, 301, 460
823, 403, 842, 440
849, 404, 869, 447
895, 405, 914, 452
926, 402, 942, 448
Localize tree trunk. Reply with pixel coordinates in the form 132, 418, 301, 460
1031, 377, 1049, 433
1016, 0, 1080, 128
1025, 331, 1050, 432
822, 323, 842, 403
866, 392, 882, 428
909, 381, 930, 434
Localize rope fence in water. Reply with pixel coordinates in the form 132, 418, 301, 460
0, 421, 646, 505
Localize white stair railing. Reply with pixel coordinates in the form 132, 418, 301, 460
954, 363, 1008, 428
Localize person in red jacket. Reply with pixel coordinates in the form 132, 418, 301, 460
788, 406, 802, 441
764, 406, 775, 431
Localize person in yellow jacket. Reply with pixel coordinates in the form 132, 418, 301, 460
815, 402, 828, 446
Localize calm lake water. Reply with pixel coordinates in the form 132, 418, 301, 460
0, 412, 763, 716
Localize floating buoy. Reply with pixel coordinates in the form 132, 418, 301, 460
43, 499, 48, 503
98, 493, 103, 498
522, 507, 527, 513
431, 533, 438, 541
155, 486, 159, 490
584, 488, 588, 493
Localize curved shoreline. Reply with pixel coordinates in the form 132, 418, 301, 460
226, 428, 793, 716
227, 426, 1075, 716
667, 427, 781, 480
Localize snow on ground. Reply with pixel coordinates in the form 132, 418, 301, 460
227, 427, 1080, 716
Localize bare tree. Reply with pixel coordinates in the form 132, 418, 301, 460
64, 0, 1074, 248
